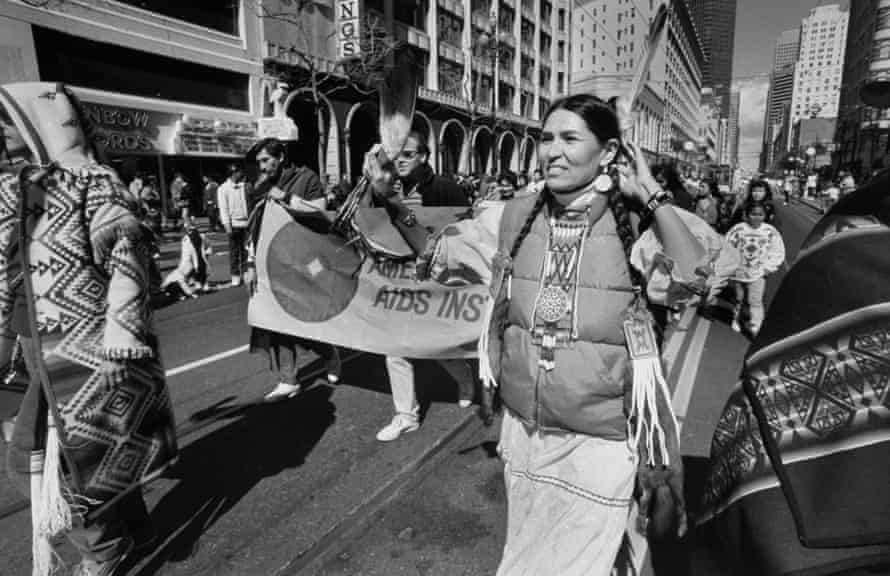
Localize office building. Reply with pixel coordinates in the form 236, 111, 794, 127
570, 0, 703, 168
788, 5, 848, 130
685, 0, 737, 117
760, 28, 800, 171
569, 0, 667, 161
836, 0, 890, 177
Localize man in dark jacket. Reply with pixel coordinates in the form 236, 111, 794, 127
365, 130, 474, 441
377, 130, 469, 207
243, 138, 340, 401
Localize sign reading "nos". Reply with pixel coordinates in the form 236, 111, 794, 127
336, 0, 361, 59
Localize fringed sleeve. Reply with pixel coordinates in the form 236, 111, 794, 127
631, 209, 739, 308
83, 167, 155, 360
0, 173, 21, 367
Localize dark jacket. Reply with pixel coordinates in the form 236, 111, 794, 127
402, 164, 470, 207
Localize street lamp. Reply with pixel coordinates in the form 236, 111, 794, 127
477, 14, 511, 175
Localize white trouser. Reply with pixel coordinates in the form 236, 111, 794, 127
385, 356, 419, 420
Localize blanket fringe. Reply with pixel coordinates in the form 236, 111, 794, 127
32, 419, 73, 576
627, 356, 679, 467
477, 291, 498, 391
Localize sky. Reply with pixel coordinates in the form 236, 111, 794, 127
732, 0, 849, 173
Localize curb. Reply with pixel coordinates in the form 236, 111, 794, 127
275, 408, 483, 576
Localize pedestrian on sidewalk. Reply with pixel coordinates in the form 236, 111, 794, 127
725, 201, 785, 336
244, 138, 341, 400
203, 173, 221, 232
0, 82, 176, 576
217, 163, 250, 286
364, 128, 473, 442
170, 171, 191, 229
418, 94, 724, 575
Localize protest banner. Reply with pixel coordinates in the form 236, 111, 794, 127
248, 202, 502, 359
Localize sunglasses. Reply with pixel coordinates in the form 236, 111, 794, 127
399, 149, 422, 160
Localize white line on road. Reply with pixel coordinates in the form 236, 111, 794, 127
165, 344, 249, 377
672, 317, 712, 419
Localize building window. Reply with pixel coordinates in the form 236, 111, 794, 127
33, 26, 249, 110
438, 10, 464, 48
558, 9, 566, 31
114, 0, 240, 35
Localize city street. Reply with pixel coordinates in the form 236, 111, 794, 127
0, 199, 823, 576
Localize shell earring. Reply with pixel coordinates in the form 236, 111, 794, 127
593, 171, 613, 193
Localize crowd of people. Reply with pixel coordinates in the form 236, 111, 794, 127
1, 80, 886, 576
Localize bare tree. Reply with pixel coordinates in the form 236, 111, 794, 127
252, 0, 402, 184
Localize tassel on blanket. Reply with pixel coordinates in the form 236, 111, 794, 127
623, 299, 680, 468
31, 418, 73, 576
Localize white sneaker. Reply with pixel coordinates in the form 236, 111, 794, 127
264, 382, 301, 401
458, 399, 473, 408
731, 319, 742, 333
326, 349, 342, 384
376, 414, 419, 442
231, 276, 242, 287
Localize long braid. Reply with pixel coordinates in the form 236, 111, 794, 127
606, 171, 645, 290
606, 171, 665, 345
509, 188, 549, 262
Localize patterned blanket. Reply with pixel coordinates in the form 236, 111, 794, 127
697, 174, 890, 575
0, 83, 176, 507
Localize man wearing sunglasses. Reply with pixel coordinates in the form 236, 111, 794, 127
365, 129, 473, 441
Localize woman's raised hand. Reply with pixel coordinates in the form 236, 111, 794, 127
615, 140, 660, 205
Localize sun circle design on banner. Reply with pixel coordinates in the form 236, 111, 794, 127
267, 222, 361, 322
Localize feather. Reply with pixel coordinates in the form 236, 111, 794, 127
378, 47, 419, 161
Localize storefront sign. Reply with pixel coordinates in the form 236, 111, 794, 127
81, 102, 179, 154
336, 0, 361, 59
175, 115, 257, 157
259, 117, 300, 141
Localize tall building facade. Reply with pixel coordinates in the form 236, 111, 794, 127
726, 89, 740, 166
685, 0, 737, 118
570, 0, 704, 170
265, 0, 571, 180
836, 0, 890, 177
568, 0, 668, 161
664, 0, 706, 171
0, 0, 264, 215
760, 28, 800, 171
788, 5, 848, 133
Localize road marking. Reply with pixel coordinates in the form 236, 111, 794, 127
672, 317, 711, 419
165, 344, 249, 377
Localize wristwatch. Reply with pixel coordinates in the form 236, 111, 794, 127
641, 188, 672, 220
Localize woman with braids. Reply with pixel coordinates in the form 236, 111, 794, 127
419, 94, 725, 574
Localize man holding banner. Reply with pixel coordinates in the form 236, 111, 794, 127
244, 138, 341, 400
364, 128, 474, 442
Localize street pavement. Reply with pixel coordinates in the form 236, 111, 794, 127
0, 202, 824, 576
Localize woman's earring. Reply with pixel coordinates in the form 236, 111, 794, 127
593, 171, 614, 193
